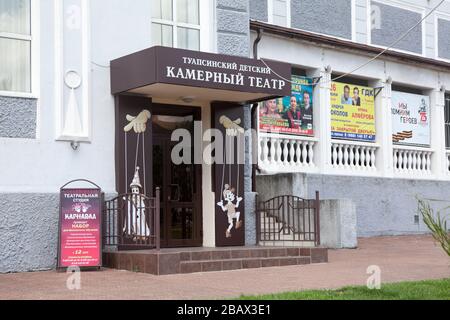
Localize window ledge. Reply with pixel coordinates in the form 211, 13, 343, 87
0, 91, 38, 99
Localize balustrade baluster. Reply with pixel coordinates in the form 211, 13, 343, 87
270, 137, 276, 165
408, 151, 413, 172
296, 140, 302, 166
343, 146, 349, 167
354, 147, 360, 169
337, 145, 343, 167
289, 140, 295, 166
308, 142, 315, 167
302, 142, 308, 166
276, 139, 283, 165
360, 147, 366, 169
372, 148, 377, 170
283, 139, 289, 165
349, 147, 355, 169
398, 151, 404, 172
262, 137, 269, 165
393, 150, 398, 171
412, 152, 417, 171
332, 144, 338, 167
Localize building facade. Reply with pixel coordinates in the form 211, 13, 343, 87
1, 0, 450, 273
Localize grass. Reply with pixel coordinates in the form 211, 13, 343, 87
238, 279, 450, 300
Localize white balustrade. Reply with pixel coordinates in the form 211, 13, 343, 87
259, 133, 317, 173
330, 141, 378, 171
258, 135, 447, 179
393, 146, 433, 175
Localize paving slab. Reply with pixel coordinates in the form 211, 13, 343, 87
0, 235, 448, 300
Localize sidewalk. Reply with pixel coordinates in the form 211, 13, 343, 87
0, 235, 448, 300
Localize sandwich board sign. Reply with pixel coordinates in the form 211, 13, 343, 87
57, 179, 103, 269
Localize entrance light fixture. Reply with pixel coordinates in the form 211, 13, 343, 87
179, 96, 196, 104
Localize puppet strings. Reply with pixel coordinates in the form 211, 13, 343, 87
220, 132, 241, 199
237, 134, 240, 197
220, 135, 226, 198
134, 133, 141, 171
142, 133, 146, 195
229, 135, 231, 188
125, 131, 128, 193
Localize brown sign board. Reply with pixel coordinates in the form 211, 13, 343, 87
111, 46, 292, 103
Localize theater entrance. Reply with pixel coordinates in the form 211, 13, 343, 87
151, 105, 203, 248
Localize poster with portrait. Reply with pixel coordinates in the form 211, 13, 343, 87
259, 76, 314, 136
391, 91, 430, 146
330, 82, 376, 142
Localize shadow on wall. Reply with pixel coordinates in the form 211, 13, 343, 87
256, 174, 358, 249
256, 173, 441, 239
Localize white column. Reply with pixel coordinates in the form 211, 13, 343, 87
369, 79, 394, 178
428, 88, 446, 179
307, 67, 332, 174
202, 103, 216, 247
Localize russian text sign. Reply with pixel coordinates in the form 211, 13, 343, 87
330, 82, 376, 142
391, 91, 431, 146
58, 188, 102, 268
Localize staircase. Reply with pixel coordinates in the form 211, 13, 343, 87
103, 246, 328, 275
259, 212, 317, 248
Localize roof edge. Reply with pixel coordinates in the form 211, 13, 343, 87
250, 20, 450, 73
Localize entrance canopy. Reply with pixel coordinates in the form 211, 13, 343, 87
110, 46, 292, 104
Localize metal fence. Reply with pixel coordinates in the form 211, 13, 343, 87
256, 192, 321, 246
103, 189, 160, 251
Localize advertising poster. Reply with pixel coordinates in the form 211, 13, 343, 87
58, 189, 102, 268
330, 82, 376, 142
391, 91, 430, 146
259, 75, 314, 136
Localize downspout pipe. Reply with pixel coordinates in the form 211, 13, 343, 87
251, 28, 264, 191
253, 28, 263, 60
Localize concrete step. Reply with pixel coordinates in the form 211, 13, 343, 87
103, 247, 328, 275
180, 256, 312, 274
184, 247, 305, 262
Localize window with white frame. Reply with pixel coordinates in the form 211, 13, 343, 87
151, 0, 200, 51
0, 0, 31, 93
269, 0, 289, 27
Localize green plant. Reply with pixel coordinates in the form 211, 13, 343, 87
417, 197, 450, 257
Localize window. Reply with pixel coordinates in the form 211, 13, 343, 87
151, 0, 200, 50
445, 94, 450, 149
271, 0, 289, 27
0, 0, 31, 93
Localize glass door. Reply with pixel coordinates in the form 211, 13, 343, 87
152, 114, 202, 248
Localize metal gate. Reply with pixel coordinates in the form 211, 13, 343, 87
256, 192, 320, 246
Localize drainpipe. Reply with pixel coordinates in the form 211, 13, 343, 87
251, 28, 264, 192
253, 28, 263, 60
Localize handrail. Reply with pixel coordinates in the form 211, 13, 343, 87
332, 139, 381, 148
259, 132, 319, 142
393, 144, 434, 152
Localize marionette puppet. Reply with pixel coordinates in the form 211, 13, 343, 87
217, 185, 243, 238
122, 109, 152, 242
123, 167, 151, 241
